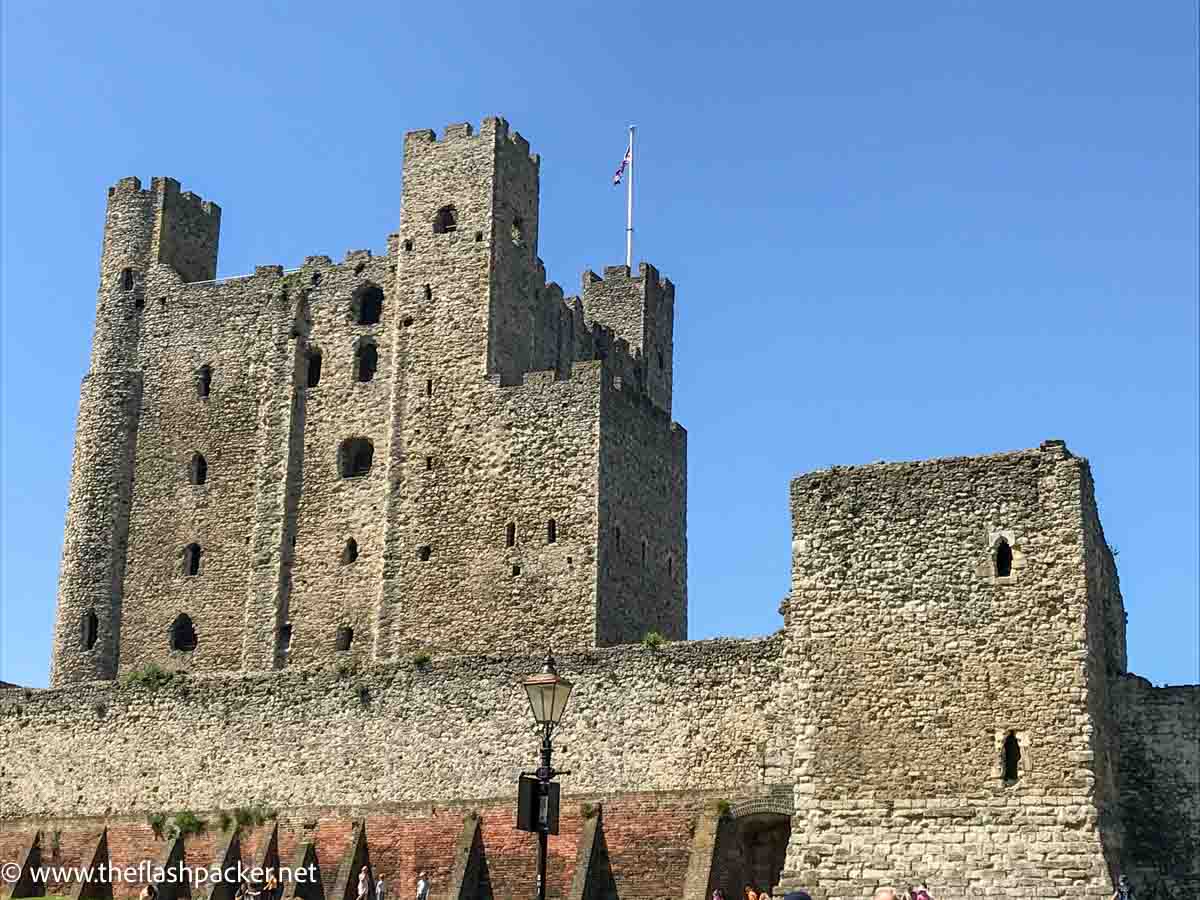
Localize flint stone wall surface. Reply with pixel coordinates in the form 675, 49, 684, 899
1113, 676, 1200, 897
1, 639, 782, 819
778, 443, 1126, 899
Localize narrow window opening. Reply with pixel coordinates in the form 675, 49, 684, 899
307, 349, 323, 387
170, 613, 198, 652
417, 545, 431, 561
1002, 732, 1021, 784
355, 285, 384, 325
403, 317, 414, 327
433, 206, 458, 234
657, 349, 664, 370
339, 437, 374, 478
512, 564, 521, 576
547, 519, 557, 544
474, 231, 483, 242
197, 365, 213, 399
668, 555, 674, 577
335, 625, 354, 652
425, 378, 433, 397
311, 271, 322, 286
183, 543, 202, 577
80, 609, 98, 651
506, 522, 516, 547
425, 456, 434, 470
121, 268, 134, 291
355, 341, 379, 382
278, 623, 293, 651
403, 239, 414, 252
134, 296, 145, 311
189, 453, 208, 485
995, 539, 1013, 578
511, 218, 524, 242
423, 285, 432, 301
342, 538, 358, 565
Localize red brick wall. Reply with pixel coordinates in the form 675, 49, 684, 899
0, 791, 731, 900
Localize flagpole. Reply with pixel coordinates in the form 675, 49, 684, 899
626, 125, 635, 268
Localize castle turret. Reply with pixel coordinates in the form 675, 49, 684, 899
395, 117, 544, 382
581, 263, 676, 415
49, 177, 221, 686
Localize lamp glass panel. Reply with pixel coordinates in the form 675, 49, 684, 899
524, 682, 551, 724
550, 680, 573, 723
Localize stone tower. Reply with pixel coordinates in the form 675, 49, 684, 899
50, 177, 221, 687
777, 441, 1128, 897
49, 118, 686, 685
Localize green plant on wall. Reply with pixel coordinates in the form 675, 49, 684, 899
147, 813, 168, 839
642, 630, 666, 650
121, 664, 175, 692
233, 802, 278, 829
168, 811, 207, 838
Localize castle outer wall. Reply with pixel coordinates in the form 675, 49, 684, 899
7, 445, 1199, 900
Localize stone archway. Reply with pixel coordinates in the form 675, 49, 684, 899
727, 793, 794, 894
737, 813, 791, 893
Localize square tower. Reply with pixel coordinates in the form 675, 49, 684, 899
778, 441, 1125, 897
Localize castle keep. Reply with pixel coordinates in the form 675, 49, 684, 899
49, 117, 685, 688
2, 118, 1196, 900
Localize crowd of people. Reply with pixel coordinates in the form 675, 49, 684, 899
357, 865, 428, 900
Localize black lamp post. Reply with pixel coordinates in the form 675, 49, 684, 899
521, 652, 573, 900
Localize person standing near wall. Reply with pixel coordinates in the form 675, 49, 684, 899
358, 867, 370, 900
416, 871, 429, 900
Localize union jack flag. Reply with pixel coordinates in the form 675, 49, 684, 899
613, 147, 631, 185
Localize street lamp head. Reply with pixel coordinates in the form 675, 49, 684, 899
523, 650, 573, 727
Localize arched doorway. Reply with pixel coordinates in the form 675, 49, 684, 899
710, 795, 794, 897
736, 812, 791, 894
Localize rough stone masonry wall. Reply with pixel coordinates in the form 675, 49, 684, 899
778, 443, 1118, 900
597, 382, 687, 645
383, 363, 607, 659
1, 640, 781, 819
1113, 676, 1200, 899
281, 252, 398, 669
118, 265, 283, 676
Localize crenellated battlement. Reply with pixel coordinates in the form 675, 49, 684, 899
581, 261, 673, 294
403, 116, 540, 164
106, 176, 221, 219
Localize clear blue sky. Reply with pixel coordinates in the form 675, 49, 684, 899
2, 2, 1196, 687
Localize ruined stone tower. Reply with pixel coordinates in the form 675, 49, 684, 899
49, 117, 686, 687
